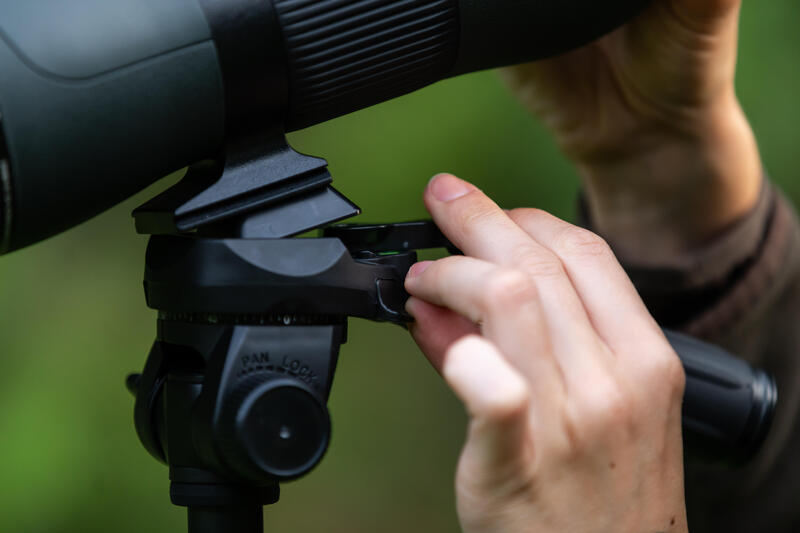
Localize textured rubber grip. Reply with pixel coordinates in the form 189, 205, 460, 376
276, 0, 653, 130
665, 330, 778, 463
274, 0, 460, 130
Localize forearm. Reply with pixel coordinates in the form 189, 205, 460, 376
579, 97, 763, 263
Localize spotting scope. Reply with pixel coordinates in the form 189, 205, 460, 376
0, 3, 780, 531
0, 0, 650, 253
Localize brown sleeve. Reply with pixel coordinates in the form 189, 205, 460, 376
580, 181, 800, 532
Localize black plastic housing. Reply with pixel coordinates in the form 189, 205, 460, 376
143, 234, 414, 322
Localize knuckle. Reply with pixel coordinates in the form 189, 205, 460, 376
508, 207, 547, 228
649, 351, 687, 401
514, 246, 565, 279
453, 201, 501, 236
590, 387, 633, 428
553, 227, 612, 260
429, 255, 463, 283
563, 380, 636, 452
480, 269, 538, 311
667, 357, 687, 397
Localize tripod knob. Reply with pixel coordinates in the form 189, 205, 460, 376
217, 376, 331, 482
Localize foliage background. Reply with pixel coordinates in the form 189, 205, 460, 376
1, 3, 798, 532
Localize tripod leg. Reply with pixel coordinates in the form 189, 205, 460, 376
188, 505, 263, 533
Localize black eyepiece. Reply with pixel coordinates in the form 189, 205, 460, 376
665, 330, 779, 464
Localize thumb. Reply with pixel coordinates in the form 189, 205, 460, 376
443, 336, 533, 482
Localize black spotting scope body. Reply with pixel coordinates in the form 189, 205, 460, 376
0, 0, 650, 253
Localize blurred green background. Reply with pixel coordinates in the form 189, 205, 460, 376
1, 3, 799, 532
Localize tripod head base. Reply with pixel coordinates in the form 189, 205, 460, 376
131, 320, 345, 480
170, 474, 280, 508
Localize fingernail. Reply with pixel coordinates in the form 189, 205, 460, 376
407, 261, 432, 278
429, 174, 472, 202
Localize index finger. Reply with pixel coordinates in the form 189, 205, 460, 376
424, 173, 534, 262
422, 173, 613, 370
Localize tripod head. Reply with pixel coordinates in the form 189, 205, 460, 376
125, 121, 466, 532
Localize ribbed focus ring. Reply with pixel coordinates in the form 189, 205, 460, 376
274, 0, 459, 130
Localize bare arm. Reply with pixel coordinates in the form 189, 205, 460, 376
502, 0, 760, 261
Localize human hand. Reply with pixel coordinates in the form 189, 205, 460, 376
502, 0, 762, 259
405, 174, 688, 533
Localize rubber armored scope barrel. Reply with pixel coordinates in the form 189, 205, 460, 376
0, 0, 650, 253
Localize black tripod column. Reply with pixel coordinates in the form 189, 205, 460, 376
172, 474, 279, 533
188, 506, 263, 533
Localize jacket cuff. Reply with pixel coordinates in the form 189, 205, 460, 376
578, 180, 795, 337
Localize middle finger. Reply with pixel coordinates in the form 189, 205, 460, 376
405, 255, 565, 399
